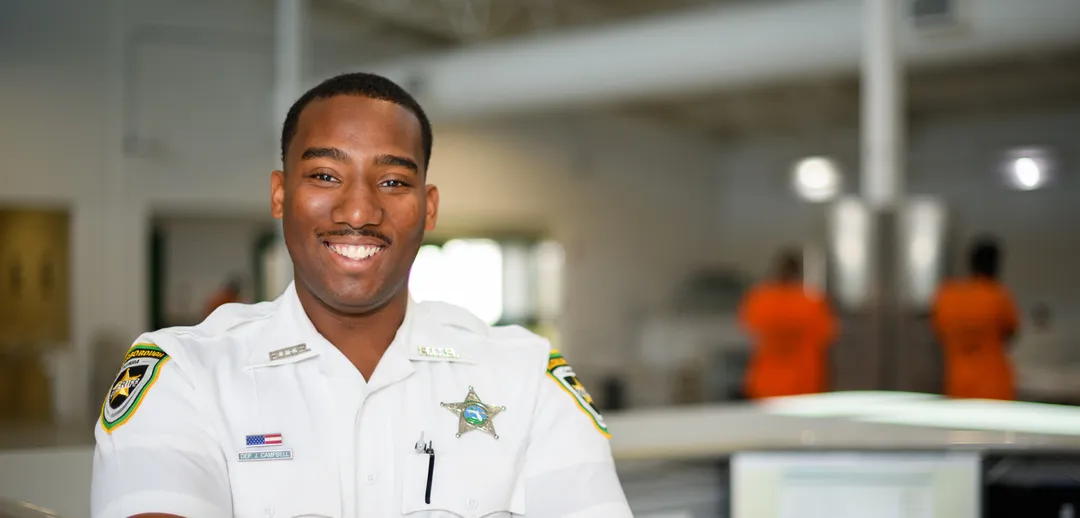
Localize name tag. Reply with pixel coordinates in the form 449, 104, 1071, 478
238, 449, 293, 462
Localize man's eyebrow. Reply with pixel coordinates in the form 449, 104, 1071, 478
373, 154, 419, 173
300, 147, 351, 163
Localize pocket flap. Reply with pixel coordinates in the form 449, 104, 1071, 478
402, 452, 525, 517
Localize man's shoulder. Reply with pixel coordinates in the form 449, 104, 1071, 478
137, 299, 279, 370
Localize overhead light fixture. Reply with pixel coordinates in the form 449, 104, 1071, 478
1002, 147, 1053, 191
1013, 157, 1041, 190
792, 156, 841, 202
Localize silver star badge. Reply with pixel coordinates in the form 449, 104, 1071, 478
441, 386, 505, 439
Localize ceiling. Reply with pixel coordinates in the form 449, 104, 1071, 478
316, 0, 1080, 140
325, 0, 754, 43
615, 50, 1080, 140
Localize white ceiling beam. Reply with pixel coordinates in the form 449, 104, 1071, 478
357, 0, 1080, 122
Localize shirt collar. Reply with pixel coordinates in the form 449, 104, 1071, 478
246, 283, 477, 375
403, 301, 483, 364
245, 282, 323, 370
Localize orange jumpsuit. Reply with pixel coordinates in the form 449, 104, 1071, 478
739, 283, 838, 399
932, 278, 1019, 400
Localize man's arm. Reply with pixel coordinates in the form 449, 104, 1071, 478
993, 289, 1019, 345
810, 292, 839, 350
521, 349, 633, 518
92, 337, 231, 518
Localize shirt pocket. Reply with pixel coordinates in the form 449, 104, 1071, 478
401, 452, 525, 517
230, 458, 341, 518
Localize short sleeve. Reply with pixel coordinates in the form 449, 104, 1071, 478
522, 349, 633, 517
91, 336, 232, 518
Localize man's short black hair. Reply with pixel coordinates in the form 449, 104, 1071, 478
776, 247, 803, 282
279, 72, 432, 169
969, 236, 1001, 278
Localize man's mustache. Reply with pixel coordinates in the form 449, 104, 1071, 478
317, 227, 393, 245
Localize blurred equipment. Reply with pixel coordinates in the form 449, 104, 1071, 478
825, 195, 949, 394
732, 451, 981, 518
634, 270, 749, 407
670, 271, 748, 315
607, 392, 1080, 517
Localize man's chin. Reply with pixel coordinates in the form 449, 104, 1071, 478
318, 285, 399, 315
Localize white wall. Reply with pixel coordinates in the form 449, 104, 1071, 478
1, 0, 722, 423
431, 116, 720, 378
0, 0, 123, 429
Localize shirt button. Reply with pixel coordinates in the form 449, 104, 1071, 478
366, 473, 378, 484
467, 499, 478, 510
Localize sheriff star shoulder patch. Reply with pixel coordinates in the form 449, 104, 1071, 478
101, 343, 170, 433
547, 349, 610, 438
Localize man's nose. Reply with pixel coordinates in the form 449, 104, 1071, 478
331, 182, 384, 229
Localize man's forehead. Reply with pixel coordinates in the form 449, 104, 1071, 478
298, 96, 418, 135
292, 96, 423, 160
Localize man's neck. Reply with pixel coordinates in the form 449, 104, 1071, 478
296, 286, 409, 379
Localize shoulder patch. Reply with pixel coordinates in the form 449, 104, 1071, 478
101, 343, 171, 433
546, 350, 610, 438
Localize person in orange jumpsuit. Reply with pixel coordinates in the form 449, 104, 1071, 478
932, 238, 1019, 400
739, 250, 838, 399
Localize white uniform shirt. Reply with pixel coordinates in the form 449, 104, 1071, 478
91, 283, 631, 518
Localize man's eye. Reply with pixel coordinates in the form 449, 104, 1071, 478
310, 172, 337, 182
381, 179, 410, 188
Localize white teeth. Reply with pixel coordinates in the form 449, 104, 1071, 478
327, 243, 382, 260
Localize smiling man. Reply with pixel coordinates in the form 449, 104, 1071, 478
91, 73, 632, 518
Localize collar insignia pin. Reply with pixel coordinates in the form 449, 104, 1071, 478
269, 343, 309, 362
418, 346, 459, 359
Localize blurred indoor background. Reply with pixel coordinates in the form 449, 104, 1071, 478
2, 0, 1080, 516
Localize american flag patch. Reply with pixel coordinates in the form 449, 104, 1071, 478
245, 433, 283, 447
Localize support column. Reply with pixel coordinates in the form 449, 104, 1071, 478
274, 0, 306, 139
861, 0, 905, 391
269, 0, 304, 294
861, 0, 904, 210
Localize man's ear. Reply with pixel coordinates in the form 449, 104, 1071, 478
424, 184, 439, 231
270, 170, 285, 219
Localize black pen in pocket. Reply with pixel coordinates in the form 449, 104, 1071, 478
424, 441, 436, 505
